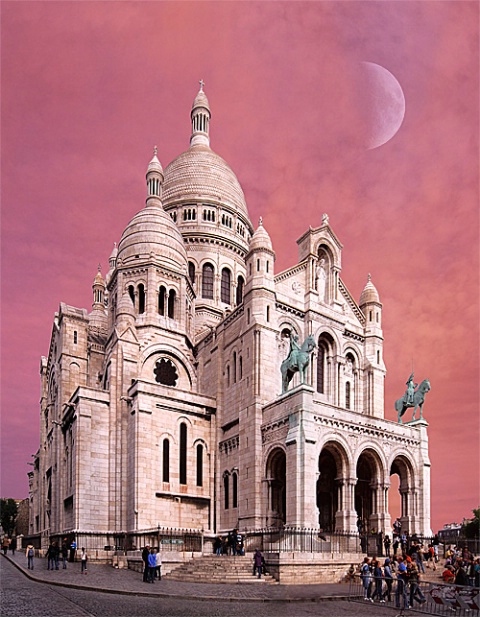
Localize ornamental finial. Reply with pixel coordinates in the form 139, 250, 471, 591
153, 145, 158, 156
199, 79, 205, 91
259, 216, 263, 227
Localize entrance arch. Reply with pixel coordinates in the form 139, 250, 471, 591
265, 448, 286, 527
355, 448, 385, 533
390, 455, 416, 533
317, 441, 351, 531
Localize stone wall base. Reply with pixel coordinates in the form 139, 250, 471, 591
265, 552, 363, 584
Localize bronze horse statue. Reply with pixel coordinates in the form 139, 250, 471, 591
395, 378, 431, 423
281, 334, 316, 393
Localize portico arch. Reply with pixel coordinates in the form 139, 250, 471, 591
390, 454, 416, 534
317, 441, 354, 532
355, 448, 387, 534
265, 448, 286, 527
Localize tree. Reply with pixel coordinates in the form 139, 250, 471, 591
462, 507, 480, 539
0, 498, 18, 536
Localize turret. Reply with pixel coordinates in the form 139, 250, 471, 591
146, 146, 164, 206
190, 80, 211, 147
244, 218, 276, 326
359, 274, 385, 417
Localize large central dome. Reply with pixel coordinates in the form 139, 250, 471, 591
162, 144, 249, 217
162, 84, 250, 222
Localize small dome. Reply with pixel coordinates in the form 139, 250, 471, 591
163, 145, 249, 218
147, 146, 164, 175
359, 274, 380, 305
117, 204, 187, 270
249, 217, 273, 252
192, 88, 210, 112
93, 269, 105, 286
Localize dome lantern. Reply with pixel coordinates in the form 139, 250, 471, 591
190, 80, 211, 147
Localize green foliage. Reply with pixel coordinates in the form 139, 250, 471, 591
0, 498, 18, 536
462, 507, 480, 539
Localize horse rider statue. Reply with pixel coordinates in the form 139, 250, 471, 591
281, 333, 316, 393
405, 373, 418, 406
395, 373, 431, 423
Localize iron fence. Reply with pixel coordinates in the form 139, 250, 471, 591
244, 528, 361, 553
349, 575, 479, 616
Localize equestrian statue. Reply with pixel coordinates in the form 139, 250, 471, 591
281, 334, 316, 393
394, 373, 431, 423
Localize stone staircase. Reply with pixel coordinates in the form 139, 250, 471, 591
164, 554, 277, 584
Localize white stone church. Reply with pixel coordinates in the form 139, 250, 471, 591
29, 84, 431, 550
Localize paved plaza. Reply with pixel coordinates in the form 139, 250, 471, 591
2, 553, 401, 616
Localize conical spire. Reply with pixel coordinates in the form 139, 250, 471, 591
190, 80, 211, 147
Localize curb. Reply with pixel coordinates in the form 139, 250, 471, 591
1, 554, 353, 603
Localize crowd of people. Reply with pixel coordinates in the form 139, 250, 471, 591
21, 538, 84, 573
213, 529, 245, 556
356, 535, 480, 610
141, 544, 162, 583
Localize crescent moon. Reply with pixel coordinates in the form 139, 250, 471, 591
361, 62, 406, 149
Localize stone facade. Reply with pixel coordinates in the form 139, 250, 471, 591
29, 84, 431, 548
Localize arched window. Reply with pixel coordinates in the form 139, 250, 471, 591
317, 344, 326, 394
188, 262, 195, 285
162, 439, 170, 483
179, 423, 187, 485
232, 472, 238, 508
202, 263, 214, 299
221, 268, 231, 304
158, 286, 166, 315
73, 331, 77, 344
224, 474, 229, 509
317, 333, 335, 395
128, 285, 135, 305
138, 284, 145, 314
168, 289, 175, 319
236, 276, 244, 305
239, 356, 243, 380
233, 352, 237, 383
196, 444, 203, 487
345, 381, 351, 410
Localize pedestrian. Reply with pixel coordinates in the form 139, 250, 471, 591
383, 534, 391, 557
46, 541, 56, 570
10, 536, 17, 555
155, 548, 162, 580
2, 537, 10, 555
26, 544, 35, 570
360, 557, 373, 602
80, 547, 88, 574
53, 541, 60, 570
69, 540, 77, 563
61, 540, 68, 569
214, 536, 222, 556
454, 560, 469, 586
253, 549, 263, 579
395, 557, 409, 610
383, 558, 393, 602
147, 548, 156, 583
407, 557, 426, 606
141, 544, 150, 582
371, 559, 385, 603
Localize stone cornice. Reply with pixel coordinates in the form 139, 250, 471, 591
313, 415, 420, 448
219, 435, 239, 453
338, 279, 365, 326
274, 261, 307, 284
275, 301, 305, 319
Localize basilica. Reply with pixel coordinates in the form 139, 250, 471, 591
28, 85, 431, 549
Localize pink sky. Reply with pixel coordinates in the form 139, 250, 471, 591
1, 2, 478, 533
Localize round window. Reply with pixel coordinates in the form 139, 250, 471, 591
154, 358, 178, 387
